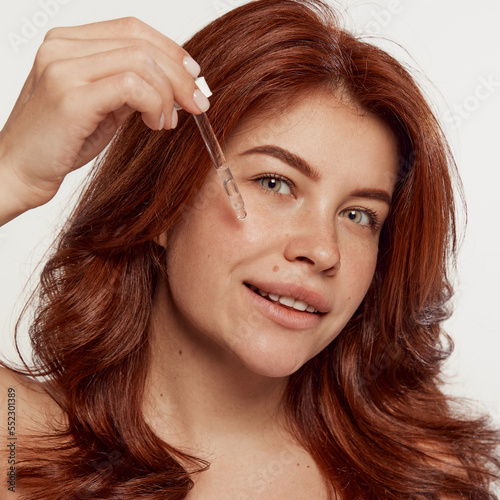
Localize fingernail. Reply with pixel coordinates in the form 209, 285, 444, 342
171, 108, 178, 129
193, 89, 210, 113
183, 56, 201, 78
159, 112, 165, 130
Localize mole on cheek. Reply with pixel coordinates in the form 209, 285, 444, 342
272, 265, 279, 272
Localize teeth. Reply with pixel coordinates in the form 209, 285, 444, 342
248, 284, 319, 313
278, 296, 295, 307
293, 300, 309, 312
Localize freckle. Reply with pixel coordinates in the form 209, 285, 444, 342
160, 393, 163, 397
307, 465, 310, 468
296, 463, 300, 466
178, 350, 182, 355
272, 265, 279, 272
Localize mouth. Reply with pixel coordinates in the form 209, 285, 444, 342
244, 283, 321, 314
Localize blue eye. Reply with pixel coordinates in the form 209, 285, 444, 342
258, 176, 292, 195
340, 209, 373, 226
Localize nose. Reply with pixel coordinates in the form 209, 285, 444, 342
283, 214, 341, 276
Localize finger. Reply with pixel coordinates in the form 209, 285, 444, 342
66, 72, 165, 133
79, 45, 207, 116
37, 41, 204, 119
44, 17, 195, 76
74, 111, 126, 168
35, 36, 198, 80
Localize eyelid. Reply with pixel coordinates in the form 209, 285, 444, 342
250, 170, 385, 230
340, 207, 382, 230
252, 172, 296, 196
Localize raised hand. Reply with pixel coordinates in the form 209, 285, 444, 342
0, 17, 209, 225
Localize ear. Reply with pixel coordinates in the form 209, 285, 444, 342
155, 232, 168, 250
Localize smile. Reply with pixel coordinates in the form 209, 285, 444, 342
245, 284, 319, 313
243, 281, 326, 330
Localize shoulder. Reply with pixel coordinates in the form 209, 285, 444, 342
0, 366, 62, 424
0, 366, 65, 434
0, 366, 65, 497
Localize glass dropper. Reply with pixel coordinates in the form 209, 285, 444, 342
191, 110, 247, 220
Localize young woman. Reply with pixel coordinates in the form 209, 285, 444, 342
1, 0, 499, 498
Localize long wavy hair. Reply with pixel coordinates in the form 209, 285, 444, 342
7, 0, 499, 498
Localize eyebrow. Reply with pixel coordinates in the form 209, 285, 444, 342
240, 144, 392, 206
349, 189, 392, 206
240, 145, 321, 181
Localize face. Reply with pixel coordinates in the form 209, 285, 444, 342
161, 91, 399, 378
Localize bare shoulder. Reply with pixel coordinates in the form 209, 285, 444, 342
0, 366, 65, 497
0, 366, 63, 426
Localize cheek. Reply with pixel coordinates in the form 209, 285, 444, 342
163, 186, 256, 306
187, 176, 286, 259
341, 239, 379, 303
164, 225, 226, 339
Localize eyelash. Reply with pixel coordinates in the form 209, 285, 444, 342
342, 207, 382, 230
253, 173, 382, 229
254, 172, 295, 197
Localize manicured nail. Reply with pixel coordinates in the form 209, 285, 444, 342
171, 108, 178, 129
159, 112, 165, 130
193, 89, 210, 113
183, 56, 201, 78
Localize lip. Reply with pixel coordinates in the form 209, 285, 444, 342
244, 280, 332, 314
243, 284, 323, 330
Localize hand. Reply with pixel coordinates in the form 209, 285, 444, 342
0, 17, 209, 224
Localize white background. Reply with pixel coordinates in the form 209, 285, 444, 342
1, 0, 499, 427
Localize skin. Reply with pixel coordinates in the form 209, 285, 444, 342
0, 17, 207, 226
146, 90, 399, 497
0, 17, 401, 499
0, 17, 207, 498
154, 90, 398, 378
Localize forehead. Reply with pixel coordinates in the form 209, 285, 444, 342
226, 90, 400, 191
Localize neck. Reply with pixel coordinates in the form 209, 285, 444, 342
144, 277, 290, 453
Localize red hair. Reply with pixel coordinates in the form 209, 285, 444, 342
7, 0, 499, 498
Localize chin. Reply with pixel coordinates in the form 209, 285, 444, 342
243, 360, 304, 379
229, 341, 313, 379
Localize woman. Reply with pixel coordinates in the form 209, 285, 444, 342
0, 0, 499, 498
